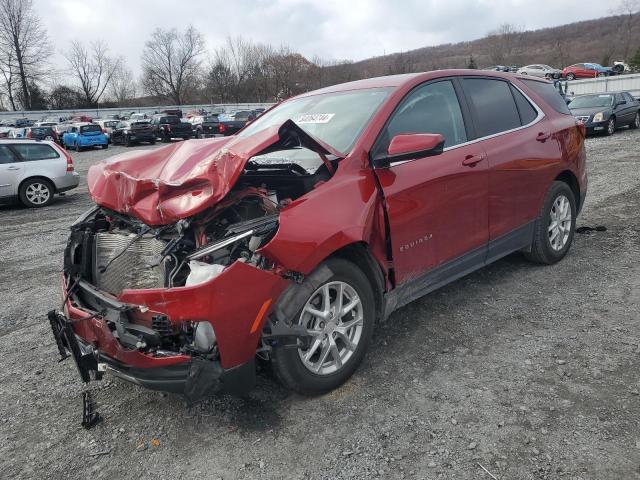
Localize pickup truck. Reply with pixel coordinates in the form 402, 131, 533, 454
150, 115, 193, 142
217, 111, 256, 136
190, 115, 220, 138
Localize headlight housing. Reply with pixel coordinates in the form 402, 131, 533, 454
593, 112, 605, 122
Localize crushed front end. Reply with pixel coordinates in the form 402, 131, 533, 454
50, 188, 289, 401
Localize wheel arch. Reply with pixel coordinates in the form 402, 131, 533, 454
555, 170, 580, 210
19, 175, 56, 193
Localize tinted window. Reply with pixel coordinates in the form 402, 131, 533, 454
31, 127, 54, 136
510, 85, 538, 125
623, 93, 635, 102
0, 145, 17, 164
80, 125, 101, 133
462, 78, 521, 137
521, 79, 571, 114
160, 116, 180, 124
13, 144, 59, 161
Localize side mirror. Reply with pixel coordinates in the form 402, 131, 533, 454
372, 133, 445, 168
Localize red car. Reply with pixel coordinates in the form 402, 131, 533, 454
49, 71, 587, 402
562, 63, 610, 80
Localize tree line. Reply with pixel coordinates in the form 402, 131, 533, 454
0, 0, 638, 112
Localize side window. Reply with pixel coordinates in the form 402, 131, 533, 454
462, 78, 521, 137
0, 145, 18, 164
510, 85, 538, 125
623, 93, 634, 103
383, 80, 467, 149
13, 144, 60, 161
615, 93, 625, 105
521, 79, 572, 115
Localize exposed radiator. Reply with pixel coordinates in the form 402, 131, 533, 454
93, 232, 167, 295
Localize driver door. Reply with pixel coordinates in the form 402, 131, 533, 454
372, 79, 489, 285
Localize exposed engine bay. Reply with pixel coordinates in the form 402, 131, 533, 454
63, 147, 332, 359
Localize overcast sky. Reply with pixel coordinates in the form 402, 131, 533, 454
38, 0, 615, 77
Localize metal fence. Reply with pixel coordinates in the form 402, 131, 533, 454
565, 73, 640, 98
0, 102, 275, 122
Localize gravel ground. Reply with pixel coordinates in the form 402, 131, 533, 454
1, 130, 639, 480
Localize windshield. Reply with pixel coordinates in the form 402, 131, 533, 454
238, 87, 392, 153
31, 127, 53, 135
569, 95, 613, 108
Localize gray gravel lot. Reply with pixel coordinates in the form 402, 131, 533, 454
1, 131, 639, 480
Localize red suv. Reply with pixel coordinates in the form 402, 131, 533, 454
49, 71, 587, 401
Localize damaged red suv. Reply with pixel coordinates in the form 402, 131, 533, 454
49, 71, 587, 401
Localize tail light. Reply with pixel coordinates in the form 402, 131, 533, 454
27, 130, 32, 138
219, 123, 226, 134
102, 128, 107, 133
64, 150, 74, 172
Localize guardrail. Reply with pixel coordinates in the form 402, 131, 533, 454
0, 102, 275, 122
565, 73, 640, 98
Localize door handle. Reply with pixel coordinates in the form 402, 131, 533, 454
462, 154, 484, 167
6, 166, 20, 170
536, 132, 551, 142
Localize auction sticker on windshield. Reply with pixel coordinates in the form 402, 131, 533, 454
295, 113, 335, 124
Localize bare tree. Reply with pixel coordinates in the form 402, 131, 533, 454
486, 23, 522, 65
611, 0, 640, 60
65, 40, 121, 107
0, 0, 51, 110
109, 64, 137, 105
141, 26, 205, 105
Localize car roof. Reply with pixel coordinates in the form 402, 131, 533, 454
296, 69, 528, 98
0, 139, 57, 145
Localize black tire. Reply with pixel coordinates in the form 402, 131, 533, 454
524, 181, 576, 265
150, 138, 156, 145
19, 178, 55, 208
566, 73, 575, 81
605, 116, 616, 136
75, 142, 81, 152
161, 134, 170, 143
629, 112, 640, 130
101, 143, 108, 149
125, 135, 131, 147
270, 258, 376, 395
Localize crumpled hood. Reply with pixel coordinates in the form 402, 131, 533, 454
87, 126, 285, 225
87, 120, 341, 226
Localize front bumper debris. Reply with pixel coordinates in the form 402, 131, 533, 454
48, 308, 256, 400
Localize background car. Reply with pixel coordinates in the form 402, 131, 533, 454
190, 115, 220, 138
94, 119, 119, 142
151, 114, 192, 142
563, 63, 613, 80
518, 64, 562, 79
62, 123, 109, 151
8, 128, 27, 139
568, 91, 640, 135
24, 126, 59, 143
110, 120, 156, 146
0, 140, 78, 207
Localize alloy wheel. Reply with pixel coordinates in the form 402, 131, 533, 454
548, 194, 572, 251
297, 281, 364, 375
634, 113, 640, 129
25, 182, 51, 205
607, 118, 615, 135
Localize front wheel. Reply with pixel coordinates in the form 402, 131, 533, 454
605, 117, 616, 136
524, 181, 576, 265
566, 73, 576, 81
271, 258, 376, 395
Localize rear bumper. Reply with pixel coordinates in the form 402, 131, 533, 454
53, 172, 80, 192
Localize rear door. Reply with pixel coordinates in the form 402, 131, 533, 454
615, 93, 635, 124
372, 79, 489, 284
0, 145, 22, 198
460, 77, 563, 261
12, 143, 64, 183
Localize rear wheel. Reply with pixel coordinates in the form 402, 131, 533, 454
102, 143, 108, 149
19, 178, 54, 208
125, 135, 131, 147
75, 142, 81, 152
566, 73, 576, 80
630, 112, 640, 130
271, 258, 376, 395
524, 181, 576, 265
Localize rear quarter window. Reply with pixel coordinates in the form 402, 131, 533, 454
521, 79, 571, 115
12, 144, 60, 161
